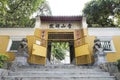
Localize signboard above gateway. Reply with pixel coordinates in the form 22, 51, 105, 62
49, 23, 72, 29
35, 16, 85, 29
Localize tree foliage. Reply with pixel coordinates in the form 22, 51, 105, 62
0, 0, 44, 28
83, 0, 120, 27
114, 2, 120, 27
37, 1, 52, 16
51, 42, 69, 61
0, 54, 9, 68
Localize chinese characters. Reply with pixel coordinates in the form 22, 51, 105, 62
49, 23, 72, 29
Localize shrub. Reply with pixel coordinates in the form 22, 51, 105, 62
0, 54, 9, 68
117, 59, 120, 71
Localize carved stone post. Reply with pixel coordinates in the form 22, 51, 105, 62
93, 39, 107, 66
10, 38, 29, 71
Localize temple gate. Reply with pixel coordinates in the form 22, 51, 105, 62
27, 16, 91, 65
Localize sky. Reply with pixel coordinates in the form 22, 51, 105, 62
46, 0, 91, 16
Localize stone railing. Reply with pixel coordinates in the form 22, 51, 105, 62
99, 62, 120, 80
0, 69, 9, 80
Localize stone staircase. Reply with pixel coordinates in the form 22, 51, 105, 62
2, 64, 115, 80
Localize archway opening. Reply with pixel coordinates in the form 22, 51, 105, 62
47, 41, 75, 65
47, 32, 75, 65
50, 42, 70, 64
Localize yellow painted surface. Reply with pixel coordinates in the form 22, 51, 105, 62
27, 35, 46, 64
74, 38, 85, 47
106, 36, 120, 62
86, 36, 96, 54
86, 36, 96, 63
0, 36, 15, 61
26, 35, 35, 55
29, 55, 46, 64
75, 44, 91, 64
26, 35, 35, 63
34, 29, 41, 38
75, 44, 90, 57
88, 36, 120, 62
32, 44, 46, 57
0, 36, 9, 53
0, 52, 15, 61
34, 28, 48, 40
76, 55, 91, 64
6, 28, 120, 64
74, 28, 92, 65
83, 28, 88, 36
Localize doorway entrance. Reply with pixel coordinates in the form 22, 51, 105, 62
47, 32, 75, 64
51, 42, 70, 64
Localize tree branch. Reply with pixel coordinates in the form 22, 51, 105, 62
7, 0, 24, 13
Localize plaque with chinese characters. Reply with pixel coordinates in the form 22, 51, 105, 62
49, 23, 72, 29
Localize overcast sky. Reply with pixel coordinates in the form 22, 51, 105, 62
46, 0, 91, 16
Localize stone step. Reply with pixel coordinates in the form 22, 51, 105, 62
9, 72, 110, 77
6, 75, 112, 77
9, 71, 109, 74
3, 64, 115, 80
3, 76, 115, 80
19, 65, 94, 69
17, 68, 102, 71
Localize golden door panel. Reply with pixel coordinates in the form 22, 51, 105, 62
76, 55, 91, 65
29, 55, 46, 64
32, 44, 46, 57
75, 44, 91, 65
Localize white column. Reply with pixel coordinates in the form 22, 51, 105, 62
34, 16, 41, 28
82, 17, 88, 29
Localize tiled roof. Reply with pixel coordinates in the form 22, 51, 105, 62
40, 16, 82, 21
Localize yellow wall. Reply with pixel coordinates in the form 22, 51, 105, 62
74, 28, 92, 65
34, 28, 48, 40
0, 36, 9, 53
27, 35, 47, 64
75, 44, 91, 64
88, 36, 120, 62
2, 28, 120, 64
0, 36, 15, 61
75, 44, 90, 57
106, 36, 120, 62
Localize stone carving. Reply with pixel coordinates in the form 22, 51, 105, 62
17, 38, 29, 58
93, 39, 107, 66
11, 38, 29, 71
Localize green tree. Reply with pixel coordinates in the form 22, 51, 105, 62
0, 54, 9, 68
83, 0, 120, 27
37, 1, 52, 16
114, 2, 120, 27
51, 42, 69, 61
0, 0, 45, 28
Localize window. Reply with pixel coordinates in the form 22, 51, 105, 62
100, 41, 112, 51
7, 39, 21, 52
10, 41, 21, 51
97, 37, 116, 52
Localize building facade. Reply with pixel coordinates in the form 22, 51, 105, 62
0, 16, 120, 65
